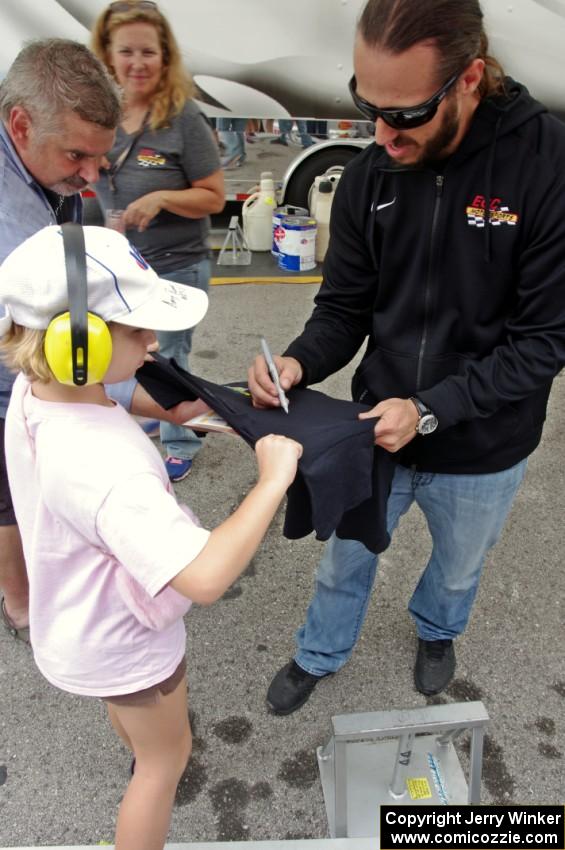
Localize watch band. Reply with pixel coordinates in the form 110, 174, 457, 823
410, 396, 430, 418
409, 396, 438, 435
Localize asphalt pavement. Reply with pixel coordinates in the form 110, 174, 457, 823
1, 270, 564, 847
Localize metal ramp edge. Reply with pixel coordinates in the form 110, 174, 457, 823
1, 839, 375, 850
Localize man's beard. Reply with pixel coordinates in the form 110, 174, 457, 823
387, 94, 460, 169
47, 176, 89, 196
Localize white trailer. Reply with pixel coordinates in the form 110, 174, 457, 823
1, 0, 564, 205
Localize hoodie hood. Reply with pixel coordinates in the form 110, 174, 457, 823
453, 77, 547, 163
449, 78, 547, 261
367, 78, 549, 261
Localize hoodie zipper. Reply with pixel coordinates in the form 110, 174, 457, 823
416, 174, 444, 390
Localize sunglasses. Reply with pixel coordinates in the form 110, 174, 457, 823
349, 72, 459, 130
109, 1, 158, 12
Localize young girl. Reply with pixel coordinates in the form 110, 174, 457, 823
0, 224, 302, 850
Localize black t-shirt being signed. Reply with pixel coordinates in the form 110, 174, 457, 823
137, 354, 394, 554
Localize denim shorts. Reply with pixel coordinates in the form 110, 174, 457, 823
102, 657, 187, 707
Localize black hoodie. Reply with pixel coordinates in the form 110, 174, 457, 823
286, 79, 565, 473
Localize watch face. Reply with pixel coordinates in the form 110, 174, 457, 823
418, 413, 438, 435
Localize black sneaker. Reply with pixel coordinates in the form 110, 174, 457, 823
267, 660, 329, 715
414, 638, 456, 695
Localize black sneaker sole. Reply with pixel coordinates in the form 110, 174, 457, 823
414, 678, 447, 696
266, 690, 316, 716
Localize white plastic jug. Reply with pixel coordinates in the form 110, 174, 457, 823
242, 172, 276, 251
309, 175, 323, 219
314, 179, 334, 263
259, 171, 275, 194
309, 166, 342, 218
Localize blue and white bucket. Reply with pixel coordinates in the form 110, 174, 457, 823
272, 205, 309, 256
277, 215, 317, 271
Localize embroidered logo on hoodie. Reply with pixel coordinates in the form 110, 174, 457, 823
466, 194, 519, 228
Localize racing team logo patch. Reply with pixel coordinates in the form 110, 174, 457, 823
137, 148, 166, 167
466, 194, 519, 228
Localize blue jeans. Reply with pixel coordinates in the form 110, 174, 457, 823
278, 119, 314, 148
158, 257, 211, 460
295, 460, 527, 676
217, 117, 247, 164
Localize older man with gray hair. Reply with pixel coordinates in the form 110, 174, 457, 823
0, 39, 206, 642
0, 38, 119, 643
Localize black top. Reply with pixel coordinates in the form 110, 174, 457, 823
137, 354, 395, 554
285, 79, 565, 473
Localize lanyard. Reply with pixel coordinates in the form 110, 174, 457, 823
107, 109, 150, 193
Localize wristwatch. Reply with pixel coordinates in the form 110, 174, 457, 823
410, 397, 438, 435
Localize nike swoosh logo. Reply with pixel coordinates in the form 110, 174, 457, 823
375, 198, 396, 211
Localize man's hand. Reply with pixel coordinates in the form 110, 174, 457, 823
247, 354, 303, 409
359, 397, 420, 452
166, 397, 211, 425
130, 383, 210, 425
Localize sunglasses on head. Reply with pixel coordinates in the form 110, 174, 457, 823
349, 72, 459, 130
109, 1, 158, 12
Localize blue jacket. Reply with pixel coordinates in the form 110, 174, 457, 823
0, 123, 81, 416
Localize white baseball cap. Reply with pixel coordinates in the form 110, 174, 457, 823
0, 225, 209, 335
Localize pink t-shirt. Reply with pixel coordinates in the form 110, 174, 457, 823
5, 374, 210, 697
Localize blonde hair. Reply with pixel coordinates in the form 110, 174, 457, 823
91, 2, 196, 130
0, 325, 52, 383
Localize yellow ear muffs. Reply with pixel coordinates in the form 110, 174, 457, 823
44, 224, 114, 386
44, 311, 112, 386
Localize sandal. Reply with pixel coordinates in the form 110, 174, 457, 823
1, 596, 30, 644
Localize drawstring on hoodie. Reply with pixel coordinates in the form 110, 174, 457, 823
368, 169, 385, 270
483, 113, 504, 263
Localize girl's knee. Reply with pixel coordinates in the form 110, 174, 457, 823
135, 740, 191, 786
171, 748, 191, 788
179, 733, 192, 775
169, 725, 192, 779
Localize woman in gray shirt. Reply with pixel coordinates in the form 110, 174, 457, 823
92, 0, 225, 482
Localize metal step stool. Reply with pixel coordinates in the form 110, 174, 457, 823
317, 700, 489, 840
217, 215, 251, 265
